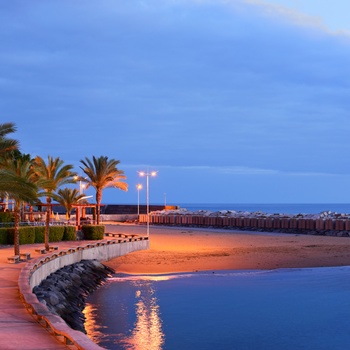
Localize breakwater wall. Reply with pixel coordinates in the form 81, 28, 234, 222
33, 260, 113, 333
139, 212, 350, 236
18, 237, 149, 350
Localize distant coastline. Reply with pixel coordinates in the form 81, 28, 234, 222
102, 203, 350, 215
166, 203, 350, 215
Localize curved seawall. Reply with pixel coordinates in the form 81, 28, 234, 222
18, 237, 149, 350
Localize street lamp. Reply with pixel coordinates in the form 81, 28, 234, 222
138, 171, 157, 236
136, 184, 143, 216
74, 175, 88, 224
74, 176, 86, 195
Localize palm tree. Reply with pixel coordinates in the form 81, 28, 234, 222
1, 158, 37, 255
80, 156, 128, 224
0, 170, 37, 199
32, 156, 76, 251
0, 122, 23, 201
53, 188, 86, 220
0, 122, 19, 157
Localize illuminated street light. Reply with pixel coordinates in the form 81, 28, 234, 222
74, 175, 89, 224
138, 171, 157, 236
74, 175, 86, 195
136, 184, 143, 216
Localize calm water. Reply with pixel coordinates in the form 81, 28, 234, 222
176, 203, 350, 215
85, 267, 350, 350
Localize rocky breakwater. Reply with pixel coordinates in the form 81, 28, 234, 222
33, 260, 114, 333
146, 209, 350, 236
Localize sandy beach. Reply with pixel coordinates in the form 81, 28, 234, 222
103, 223, 350, 274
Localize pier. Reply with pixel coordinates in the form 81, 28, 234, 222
139, 212, 350, 236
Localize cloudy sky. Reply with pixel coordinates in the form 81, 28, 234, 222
1, 0, 350, 205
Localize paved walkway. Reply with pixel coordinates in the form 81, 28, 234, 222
0, 242, 94, 350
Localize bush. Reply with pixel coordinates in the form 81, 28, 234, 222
6, 227, 35, 245
63, 226, 76, 241
34, 226, 45, 243
82, 225, 105, 240
0, 228, 8, 244
49, 226, 65, 242
34, 226, 66, 243
0, 212, 13, 223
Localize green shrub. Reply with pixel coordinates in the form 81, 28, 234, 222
0, 212, 13, 223
0, 228, 8, 244
6, 228, 15, 244
82, 225, 105, 240
34, 226, 45, 243
20, 227, 35, 244
63, 226, 76, 241
34, 226, 65, 243
7, 227, 35, 245
49, 226, 65, 242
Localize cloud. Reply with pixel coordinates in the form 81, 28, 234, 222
1, 0, 350, 203
242, 0, 350, 38
123, 163, 341, 177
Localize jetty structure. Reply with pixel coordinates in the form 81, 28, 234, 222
139, 209, 350, 236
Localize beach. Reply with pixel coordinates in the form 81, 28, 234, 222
103, 223, 350, 273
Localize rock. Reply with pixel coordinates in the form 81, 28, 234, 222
48, 292, 60, 306
33, 259, 114, 333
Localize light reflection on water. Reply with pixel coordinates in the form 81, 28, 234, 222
84, 304, 107, 344
85, 268, 350, 350
125, 282, 164, 350
84, 277, 165, 350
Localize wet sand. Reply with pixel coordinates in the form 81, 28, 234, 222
103, 224, 350, 274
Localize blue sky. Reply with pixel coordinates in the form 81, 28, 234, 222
1, 0, 350, 205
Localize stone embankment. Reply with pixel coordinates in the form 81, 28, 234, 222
139, 209, 350, 236
33, 260, 113, 333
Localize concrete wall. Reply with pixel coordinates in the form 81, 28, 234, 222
29, 239, 149, 289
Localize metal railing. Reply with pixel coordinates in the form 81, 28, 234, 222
0, 221, 69, 228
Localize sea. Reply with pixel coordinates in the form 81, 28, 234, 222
84, 203, 350, 350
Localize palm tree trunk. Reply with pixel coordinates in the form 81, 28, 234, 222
45, 197, 51, 251
96, 190, 102, 225
14, 203, 20, 256
29, 205, 34, 222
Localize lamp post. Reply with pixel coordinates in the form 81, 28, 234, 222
136, 184, 142, 216
138, 171, 157, 236
74, 176, 86, 195
74, 175, 88, 225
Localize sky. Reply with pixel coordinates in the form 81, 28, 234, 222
1, 0, 350, 206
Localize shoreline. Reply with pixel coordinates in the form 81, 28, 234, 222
103, 224, 350, 274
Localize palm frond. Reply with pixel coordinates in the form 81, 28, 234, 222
0, 122, 19, 156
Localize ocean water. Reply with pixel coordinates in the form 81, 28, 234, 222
84, 267, 350, 350
176, 203, 350, 215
